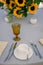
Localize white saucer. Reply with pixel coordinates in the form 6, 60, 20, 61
14, 44, 33, 60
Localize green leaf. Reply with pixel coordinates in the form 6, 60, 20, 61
41, 0, 43, 2
0, 2, 4, 7
8, 10, 13, 14
22, 6, 28, 12
28, 0, 33, 4
23, 12, 27, 17
34, 0, 41, 4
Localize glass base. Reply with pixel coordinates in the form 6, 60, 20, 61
13, 37, 21, 41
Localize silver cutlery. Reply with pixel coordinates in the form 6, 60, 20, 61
34, 44, 42, 59
4, 42, 17, 62
8, 42, 17, 60
30, 43, 42, 59
30, 43, 38, 56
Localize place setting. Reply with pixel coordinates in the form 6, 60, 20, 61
0, 22, 34, 61
3, 42, 34, 61
0, 23, 43, 62
0, 0, 43, 65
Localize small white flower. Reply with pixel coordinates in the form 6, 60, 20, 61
39, 38, 43, 45
4, 17, 9, 22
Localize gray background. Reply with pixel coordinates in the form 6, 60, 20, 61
0, 8, 43, 65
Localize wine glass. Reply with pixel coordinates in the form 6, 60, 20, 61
12, 23, 21, 41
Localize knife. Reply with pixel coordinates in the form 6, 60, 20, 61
7, 42, 17, 60
30, 43, 38, 56
34, 44, 42, 59
31, 43, 42, 59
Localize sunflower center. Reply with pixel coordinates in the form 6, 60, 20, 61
17, 10, 20, 15
12, 3, 14, 7
31, 6, 35, 11
18, 0, 23, 4
6, 0, 10, 4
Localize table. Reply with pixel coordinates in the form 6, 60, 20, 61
0, 8, 43, 65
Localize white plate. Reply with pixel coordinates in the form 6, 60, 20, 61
14, 44, 33, 60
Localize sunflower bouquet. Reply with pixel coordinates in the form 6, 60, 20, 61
0, 0, 43, 22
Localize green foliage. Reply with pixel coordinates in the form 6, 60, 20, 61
41, 0, 43, 2
0, 2, 4, 7
34, 0, 41, 4
23, 12, 27, 17
8, 10, 13, 14
22, 6, 27, 17
0, 0, 42, 20
28, 0, 33, 4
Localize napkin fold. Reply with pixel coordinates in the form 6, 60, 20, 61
0, 41, 8, 56
39, 39, 43, 45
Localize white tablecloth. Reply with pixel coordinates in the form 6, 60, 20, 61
0, 8, 43, 65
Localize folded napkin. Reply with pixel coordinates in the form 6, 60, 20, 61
0, 41, 8, 56
39, 39, 43, 45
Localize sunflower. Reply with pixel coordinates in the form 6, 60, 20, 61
13, 7, 23, 18
28, 3, 38, 14
9, 1, 15, 9
3, 0, 11, 8
5, 0, 10, 4
0, 0, 6, 4
15, 0, 25, 7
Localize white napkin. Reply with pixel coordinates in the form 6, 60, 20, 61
39, 39, 43, 45
0, 41, 8, 56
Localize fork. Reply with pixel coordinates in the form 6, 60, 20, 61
30, 41, 42, 59
30, 43, 38, 56
34, 44, 42, 59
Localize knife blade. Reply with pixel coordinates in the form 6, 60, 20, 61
7, 42, 17, 60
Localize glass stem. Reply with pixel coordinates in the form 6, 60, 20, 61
16, 35, 18, 38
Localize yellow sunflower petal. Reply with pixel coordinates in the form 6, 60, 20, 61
0, 0, 6, 4
15, 0, 25, 7
28, 3, 38, 14
9, 1, 15, 9
13, 7, 22, 18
